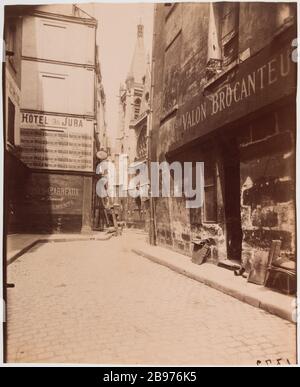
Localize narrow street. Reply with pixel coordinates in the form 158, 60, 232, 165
7, 231, 296, 365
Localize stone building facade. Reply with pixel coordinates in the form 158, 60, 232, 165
150, 2, 297, 266
3, 6, 29, 234
115, 24, 150, 229
3, 4, 106, 234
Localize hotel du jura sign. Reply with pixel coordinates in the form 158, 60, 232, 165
20, 112, 94, 172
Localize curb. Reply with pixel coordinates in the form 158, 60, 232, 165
7, 234, 114, 266
132, 248, 295, 323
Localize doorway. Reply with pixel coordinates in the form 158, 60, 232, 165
222, 138, 243, 261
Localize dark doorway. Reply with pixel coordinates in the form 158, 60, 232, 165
222, 138, 243, 261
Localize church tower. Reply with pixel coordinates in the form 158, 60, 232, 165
116, 23, 147, 159
114, 22, 150, 229
126, 24, 147, 90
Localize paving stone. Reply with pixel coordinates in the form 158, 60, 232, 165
6, 232, 297, 365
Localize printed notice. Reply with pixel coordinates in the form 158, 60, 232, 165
20, 112, 94, 172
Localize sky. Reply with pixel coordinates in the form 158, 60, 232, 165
81, 3, 154, 149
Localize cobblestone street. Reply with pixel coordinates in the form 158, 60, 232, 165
7, 232, 296, 365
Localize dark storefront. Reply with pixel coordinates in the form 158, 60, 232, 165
5, 150, 30, 234
161, 26, 296, 265
19, 172, 85, 233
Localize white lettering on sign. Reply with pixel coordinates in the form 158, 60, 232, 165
182, 102, 207, 131
20, 112, 94, 172
21, 113, 86, 129
181, 47, 292, 131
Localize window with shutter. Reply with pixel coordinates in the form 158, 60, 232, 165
203, 156, 217, 222
220, 2, 239, 67
207, 2, 239, 78
8, 98, 15, 145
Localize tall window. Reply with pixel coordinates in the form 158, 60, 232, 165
134, 98, 141, 119
207, 2, 239, 78
6, 19, 17, 69
7, 98, 15, 145
189, 150, 217, 225
40, 21, 67, 61
220, 2, 239, 67
137, 126, 147, 160
40, 73, 68, 112
276, 3, 295, 29
203, 157, 217, 222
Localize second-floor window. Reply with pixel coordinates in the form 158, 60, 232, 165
134, 98, 141, 119
220, 2, 239, 66
7, 98, 15, 146
6, 19, 17, 69
207, 2, 240, 78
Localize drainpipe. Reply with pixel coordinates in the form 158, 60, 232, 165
147, 5, 157, 246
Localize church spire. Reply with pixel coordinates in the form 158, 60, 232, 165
126, 23, 147, 89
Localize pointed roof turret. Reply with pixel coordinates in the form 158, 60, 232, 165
126, 23, 147, 88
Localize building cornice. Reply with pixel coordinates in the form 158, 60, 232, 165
20, 109, 96, 120
22, 56, 95, 70
29, 10, 97, 27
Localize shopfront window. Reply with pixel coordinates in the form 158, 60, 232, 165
203, 157, 217, 222
189, 149, 217, 225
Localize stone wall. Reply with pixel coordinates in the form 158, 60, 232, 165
239, 104, 296, 263
151, 3, 296, 262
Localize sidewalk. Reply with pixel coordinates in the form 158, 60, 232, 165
6, 231, 113, 265
5, 230, 296, 323
132, 240, 296, 323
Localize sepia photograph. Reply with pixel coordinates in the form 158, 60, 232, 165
1, 0, 298, 368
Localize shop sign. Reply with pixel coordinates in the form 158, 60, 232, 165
20, 112, 94, 172
23, 173, 83, 215
173, 38, 297, 150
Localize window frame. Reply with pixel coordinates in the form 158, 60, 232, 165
7, 19, 17, 71
7, 97, 16, 146
202, 155, 218, 224
220, 2, 240, 68
206, 2, 240, 81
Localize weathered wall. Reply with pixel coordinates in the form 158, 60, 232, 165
19, 172, 84, 233
22, 15, 95, 65
240, 104, 296, 262
151, 3, 296, 261
239, 2, 296, 55
152, 3, 221, 255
